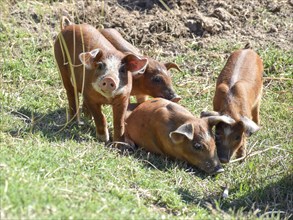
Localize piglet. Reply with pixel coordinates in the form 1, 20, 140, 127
54, 17, 148, 142
201, 48, 263, 163
101, 28, 181, 103
125, 98, 236, 174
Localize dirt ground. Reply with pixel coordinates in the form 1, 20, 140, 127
61, 0, 293, 54
8, 0, 293, 69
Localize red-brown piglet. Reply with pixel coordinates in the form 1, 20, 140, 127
125, 98, 236, 174
101, 28, 181, 103
201, 48, 263, 163
54, 17, 148, 142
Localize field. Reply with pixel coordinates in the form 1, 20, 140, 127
0, 0, 292, 219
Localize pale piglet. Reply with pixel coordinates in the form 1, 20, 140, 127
101, 28, 181, 103
54, 17, 148, 142
125, 98, 236, 174
201, 48, 263, 163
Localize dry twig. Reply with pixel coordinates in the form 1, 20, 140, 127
230, 144, 292, 163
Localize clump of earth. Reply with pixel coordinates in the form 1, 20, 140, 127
58, 0, 292, 55
12, 0, 292, 61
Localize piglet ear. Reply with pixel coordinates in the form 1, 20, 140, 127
207, 115, 235, 127
79, 48, 102, 70
60, 16, 73, 30
200, 110, 221, 118
164, 62, 182, 72
241, 116, 260, 136
123, 54, 148, 75
169, 123, 194, 144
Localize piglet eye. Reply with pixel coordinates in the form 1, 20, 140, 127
96, 62, 105, 70
119, 64, 126, 73
235, 135, 241, 141
193, 143, 203, 150
151, 75, 163, 84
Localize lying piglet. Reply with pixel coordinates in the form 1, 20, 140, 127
125, 98, 236, 174
54, 17, 148, 142
201, 48, 263, 163
101, 28, 181, 103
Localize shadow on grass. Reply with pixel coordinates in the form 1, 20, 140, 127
175, 172, 293, 218
9, 107, 213, 179
220, 173, 293, 218
8, 107, 96, 142
126, 148, 210, 179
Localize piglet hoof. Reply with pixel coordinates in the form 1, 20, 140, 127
119, 143, 137, 155
106, 140, 137, 155
211, 165, 225, 176
97, 130, 110, 143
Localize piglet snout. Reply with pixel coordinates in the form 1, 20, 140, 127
171, 95, 181, 103
213, 165, 225, 174
219, 156, 230, 164
98, 77, 117, 93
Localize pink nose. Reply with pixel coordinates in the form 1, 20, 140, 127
171, 95, 181, 103
99, 77, 117, 92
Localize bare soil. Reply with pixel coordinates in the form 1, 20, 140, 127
8, 0, 293, 67
63, 0, 293, 54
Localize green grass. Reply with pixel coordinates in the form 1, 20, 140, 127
1, 1, 292, 219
